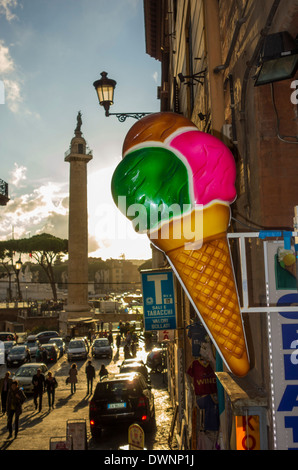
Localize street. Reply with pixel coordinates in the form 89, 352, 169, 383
0, 336, 175, 451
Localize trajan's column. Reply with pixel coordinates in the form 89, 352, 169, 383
64, 112, 93, 320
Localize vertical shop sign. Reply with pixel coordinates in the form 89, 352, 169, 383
141, 269, 176, 331
235, 415, 260, 450
266, 241, 298, 449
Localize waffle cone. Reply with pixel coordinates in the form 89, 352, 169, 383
149, 204, 250, 377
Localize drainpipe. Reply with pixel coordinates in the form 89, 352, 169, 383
203, 0, 225, 137
214, 0, 250, 74
240, 0, 282, 216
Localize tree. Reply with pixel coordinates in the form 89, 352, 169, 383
0, 242, 25, 301
0, 234, 68, 302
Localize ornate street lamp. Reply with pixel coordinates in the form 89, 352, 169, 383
93, 71, 153, 122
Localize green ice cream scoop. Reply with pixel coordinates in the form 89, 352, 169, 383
111, 146, 191, 232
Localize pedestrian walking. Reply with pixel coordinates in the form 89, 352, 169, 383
0, 371, 12, 414
6, 380, 26, 439
116, 333, 121, 351
32, 368, 46, 412
124, 343, 131, 359
99, 364, 109, 380
69, 363, 78, 394
85, 360, 95, 395
45, 371, 58, 410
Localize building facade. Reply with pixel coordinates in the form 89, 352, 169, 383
144, 0, 298, 450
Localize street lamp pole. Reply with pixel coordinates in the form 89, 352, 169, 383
15, 257, 23, 302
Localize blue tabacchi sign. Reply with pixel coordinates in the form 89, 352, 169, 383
141, 269, 176, 331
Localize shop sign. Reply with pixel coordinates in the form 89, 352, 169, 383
128, 423, 144, 450
235, 415, 260, 450
266, 241, 298, 450
141, 269, 176, 331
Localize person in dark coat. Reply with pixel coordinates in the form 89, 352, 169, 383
0, 371, 12, 414
45, 371, 58, 410
116, 334, 121, 351
85, 360, 95, 395
32, 368, 45, 412
99, 364, 108, 380
6, 380, 26, 439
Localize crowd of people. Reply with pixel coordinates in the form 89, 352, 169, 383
0, 321, 141, 440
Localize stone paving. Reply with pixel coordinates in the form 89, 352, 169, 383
0, 341, 176, 451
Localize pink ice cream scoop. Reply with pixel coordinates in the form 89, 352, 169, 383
167, 130, 237, 206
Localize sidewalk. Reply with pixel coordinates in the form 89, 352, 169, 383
0, 382, 90, 450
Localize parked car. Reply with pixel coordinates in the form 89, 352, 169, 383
35, 331, 60, 345
48, 337, 65, 357
3, 341, 16, 361
25, 335, 40, 358
89, 372, 155, 437
67, 339, 88, 362
13, 363, 48, 394
0, 332, 14, 342
7, 345, 31, 367
118, 361, 151, 384
120, 358, 145, 366
78, 336, 90, 353
41, 343, 60, 363
91, 338, 112, 359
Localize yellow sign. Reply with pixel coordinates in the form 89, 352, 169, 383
235, 415, 260, 450
128, 423, 145, 450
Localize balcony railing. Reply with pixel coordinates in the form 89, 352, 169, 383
64, 146, 93, 158
0, 178, 9, 206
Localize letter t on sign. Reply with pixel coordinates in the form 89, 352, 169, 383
147, 274, 168, 304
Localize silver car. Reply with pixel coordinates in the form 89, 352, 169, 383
67, 339, 88, 362
91, 338, 112, 359
13, 363, 48, 394
25, 335, 40, 358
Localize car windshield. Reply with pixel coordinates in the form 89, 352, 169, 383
94, 339, 109, 346
15, 366, 40, 377
10, 346, 26, 353
69, 341, 84, 349
50, 339, 61, 344
43, 345, 54, 350
94, 380, 140, 399
4, 342, 14, 349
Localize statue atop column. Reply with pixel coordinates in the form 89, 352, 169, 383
75, 111, 82, 134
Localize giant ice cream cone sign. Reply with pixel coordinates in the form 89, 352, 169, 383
111, 112, 250, 377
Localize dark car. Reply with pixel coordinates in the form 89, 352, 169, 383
35, 331, 60, 345
89, 372, 155, 437
48, 337, 65, 358
118, 361, 151, 384
7, 345, 31, 367
41, 343, 60, 363
91, 338, 112, 359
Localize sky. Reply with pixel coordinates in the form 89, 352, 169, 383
0, 0, 160, 260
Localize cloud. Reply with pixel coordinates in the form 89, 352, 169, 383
0, 40, 23, 112
9, 163, 27, 188
0, 39, 14, 73
152, 71, 158, 83
0, 0, 18, 22
0, 180, 69, 241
